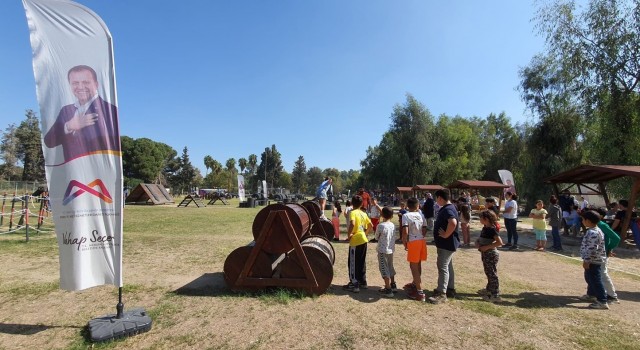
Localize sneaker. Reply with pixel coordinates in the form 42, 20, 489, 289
607, 296, 620, 304
403, 283, 416, 291
503, 243, 512, 247
369, 239, 377, 243
508, 245, 519, 251
477, 289, 490, 296
333, 237, 340, 242
579, 294, 596, 302
378, 288, 394, 298
483, 294, 503, 303
390, 282, 398, 292
342, 283, 360, 293
407, 289, 426, 302
446, 288, 457, 299
319, 214, 328, 220
588, 301, 609, 310
360, 283, 368, 289
428, 294, 448, 304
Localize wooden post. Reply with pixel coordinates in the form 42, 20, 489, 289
0, 192, 6, 226
620, 178, 640, 242
8, 193, 16, 230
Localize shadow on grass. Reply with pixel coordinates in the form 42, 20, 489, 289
497, 292, 587, 309
0, 323, 81, 335
615, 290, 640, 302
173, 272, 230, 297
327, 283, 389, 303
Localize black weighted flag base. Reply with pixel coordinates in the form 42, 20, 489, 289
87, 287, 152, 342
88, 307, 152, 342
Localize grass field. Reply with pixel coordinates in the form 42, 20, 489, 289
1, 199, 639, 349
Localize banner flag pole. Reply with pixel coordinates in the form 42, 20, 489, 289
22, 0, 151, 342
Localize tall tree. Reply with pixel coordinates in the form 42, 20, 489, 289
238, 157, 248, 174
255, 145, 283, 190
306, 166, 324, 195
15, 110, 45, 181
225, 158, 236, 192
173, 146, 196, 194
0, 123, 20, 180
535, 0, 640, 169
203, 155, 214, 177
291, 155, 307, 194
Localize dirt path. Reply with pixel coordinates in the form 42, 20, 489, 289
1, 212, 639, 349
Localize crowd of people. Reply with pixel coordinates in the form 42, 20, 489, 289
319, 180, 631, 309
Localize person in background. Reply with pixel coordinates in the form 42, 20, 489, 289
611, 199, 629, 239
595, 208, 621, 304
422, 193, 436, 236
485, 197, 500, 217
397, 201, 407, 241
376, 207, 397, 297
315, 177, 332, 219
568, 205, 582, 237
579, 196, 589, 211
502, 192, 519, 250
331, 200, 342, 242
357, 188, 371, 212
559, 190, 575, 236
369, 197, 382, 243
343, 200, 353, 236
529, 200, 548, 251
458, 197, 471, 248
475, 210, 504, 302
547, 195, 563, 251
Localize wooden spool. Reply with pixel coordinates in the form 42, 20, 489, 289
301, 200, 322, 219
280, 235, 334, 295
251, 203, 310, 254
310, 218, 334, 240
223, 245, 275, 291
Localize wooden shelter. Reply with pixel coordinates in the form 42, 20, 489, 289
125, 184, 174, 205
447, 180, 509, 208
545, 164, 640, 241
395, 186, 413, 200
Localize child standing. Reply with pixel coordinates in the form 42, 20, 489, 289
475, 210, 504, 302
529, 200, 548, 251
369, 198, 382, 243
458, 199, 471, 247
376, 207, 397, 297
547, 196, 563, 251
568, 205, 581, 236
343, 200, 353, 231
331, 201, 342, 242
343, 195, 372, 293
579, 210, 609, 309
401, 198, 428, 302
397, 201, 407, 241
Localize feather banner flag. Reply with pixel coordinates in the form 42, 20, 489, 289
23, 0, 123, 291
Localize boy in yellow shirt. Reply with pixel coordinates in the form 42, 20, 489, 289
343, 195, 372, 292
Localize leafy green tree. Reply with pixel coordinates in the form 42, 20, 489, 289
225, 158, 236, 192
291, 155, 307, 194
360, 94, 438, 189
476, 112, 522, 182
203, 155, 214, 176
0, 123, 20, 180
173, 146, 196, 193
432, 115, 484, 185
255, 145, 283, 190
278, 171, 292, 189
534, 0, 640, 197
306, 166, 324, 195
15, 110, 45, 181
238, 157, 248, 174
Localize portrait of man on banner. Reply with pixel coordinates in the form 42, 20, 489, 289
43, 64, 120, 163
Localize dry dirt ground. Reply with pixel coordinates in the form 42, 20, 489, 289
1, 209, 639, 350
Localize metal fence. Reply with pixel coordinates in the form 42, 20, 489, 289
0, 180, 47, 195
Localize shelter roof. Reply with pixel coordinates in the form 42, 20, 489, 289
412, 184, 445, 191
447, 180, 509, 189
545, 164, 640, 183
396, 186, 413, 192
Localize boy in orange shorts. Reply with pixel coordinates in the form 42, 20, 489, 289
401, 197, 428, 301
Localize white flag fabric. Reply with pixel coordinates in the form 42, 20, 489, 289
262, 180, 268, 200
498, 170, 516, 197
237, 175, 246, 202
23, 0, 123, 291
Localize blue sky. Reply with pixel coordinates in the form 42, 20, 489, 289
1, 0, 548, 174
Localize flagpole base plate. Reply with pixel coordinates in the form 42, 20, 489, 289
88, 307, 152, 342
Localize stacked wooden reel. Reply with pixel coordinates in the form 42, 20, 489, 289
223, 201, 335, 295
